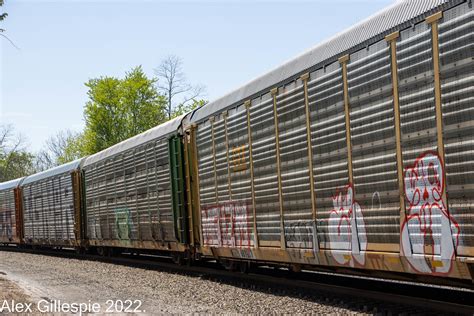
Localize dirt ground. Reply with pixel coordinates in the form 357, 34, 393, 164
0, 274, 31, 302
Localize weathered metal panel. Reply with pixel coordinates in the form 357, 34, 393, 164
276, 80, 314, 249
397, 18, 443, 257
0, 185, 19, 243
192, 0, 474, 279
196, 120, 216, 209
198, 107, 254, 248
84, 138, 177, 243
226, 106, 253, 247
307, 63, 350, 250
22, 171, 78, 245
189, 1, 474, 278
439, 2, 474, 257
249, 95, 281, 246
347, 39, 400, 252
0, 178, 26, 244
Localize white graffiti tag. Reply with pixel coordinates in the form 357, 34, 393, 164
328, 184, 367, 266
401, 152, 460, 275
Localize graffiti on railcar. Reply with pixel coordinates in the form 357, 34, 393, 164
371, 191, 381, 211
202, 201, 252, 248
401, 151, 460, 275
114, 207, 133, 240
0, 208, 13, 240
285, 220, 315, 249
150, 215, 165, 241
328, 184, 367, 266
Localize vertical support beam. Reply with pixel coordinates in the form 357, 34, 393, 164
223, 112, 235, 246
14, 187, 24, 242
427, 12, 455, 258
223, 112, 233, 201
426, 12, 446, 172
271, 87, 286, 249
385, 31, 403, 253
301, 73, 319, 252
339, 54, 361, 253
209, 117, 219, 204
244, 100, 259, 248
72, 170, 82, 244
339, 55, 354, 184
183, 128, 195, 246
190, 124, 203, 247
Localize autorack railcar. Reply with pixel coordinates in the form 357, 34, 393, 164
0, 178, 24, 245
81, 115, 190, 258
20, 159, 84, 247
187, 0, 474, 282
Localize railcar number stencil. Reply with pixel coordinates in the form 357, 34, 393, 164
231, 145, 247, 172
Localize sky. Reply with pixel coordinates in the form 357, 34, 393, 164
1, 0, 394, 152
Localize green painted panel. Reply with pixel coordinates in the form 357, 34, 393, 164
169, 135, 188, 244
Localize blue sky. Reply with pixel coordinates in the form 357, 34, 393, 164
1, 0, 394, 151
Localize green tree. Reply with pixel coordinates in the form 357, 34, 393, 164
0, 151, 34, 181
59, 132, 86, 164
35, 130, 86, 172
0, 0, 7, 33
0, 125, 34, 182
83, 66, 167, 154
172, 99, 207, 118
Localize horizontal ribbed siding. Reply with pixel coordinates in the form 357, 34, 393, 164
348, 40, 399, 251
22, 173, 76, 244
440, 3, 474, 255
0, 188, 17, 243
84, 139, 176, 242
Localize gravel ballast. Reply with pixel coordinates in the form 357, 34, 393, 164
0, 250, 364, 314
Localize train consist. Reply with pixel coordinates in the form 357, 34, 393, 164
1, 0, 473, 285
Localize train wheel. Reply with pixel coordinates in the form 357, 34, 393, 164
289, 264, 302, 273
97, 247, 108, 257
221, 259, 237, 271
238, 262, 250, 274
172, 253, 185, 265
75, 247, 85, 255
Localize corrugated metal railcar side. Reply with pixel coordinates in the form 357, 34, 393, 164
0, 178, 24, 244
189, 0, 474, 281
21, 160, 84, 247
439, 3, 474, 258
82, 116, 188, 253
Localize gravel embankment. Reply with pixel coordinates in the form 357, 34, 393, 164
0, 250, 365, 314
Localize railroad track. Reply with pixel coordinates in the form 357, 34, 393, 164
1, 246, 473, 315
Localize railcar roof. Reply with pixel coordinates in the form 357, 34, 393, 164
190, 0, 460, 123
21, 159, 83, 186
0, 177, 25, 191
82, 114, 186, 167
